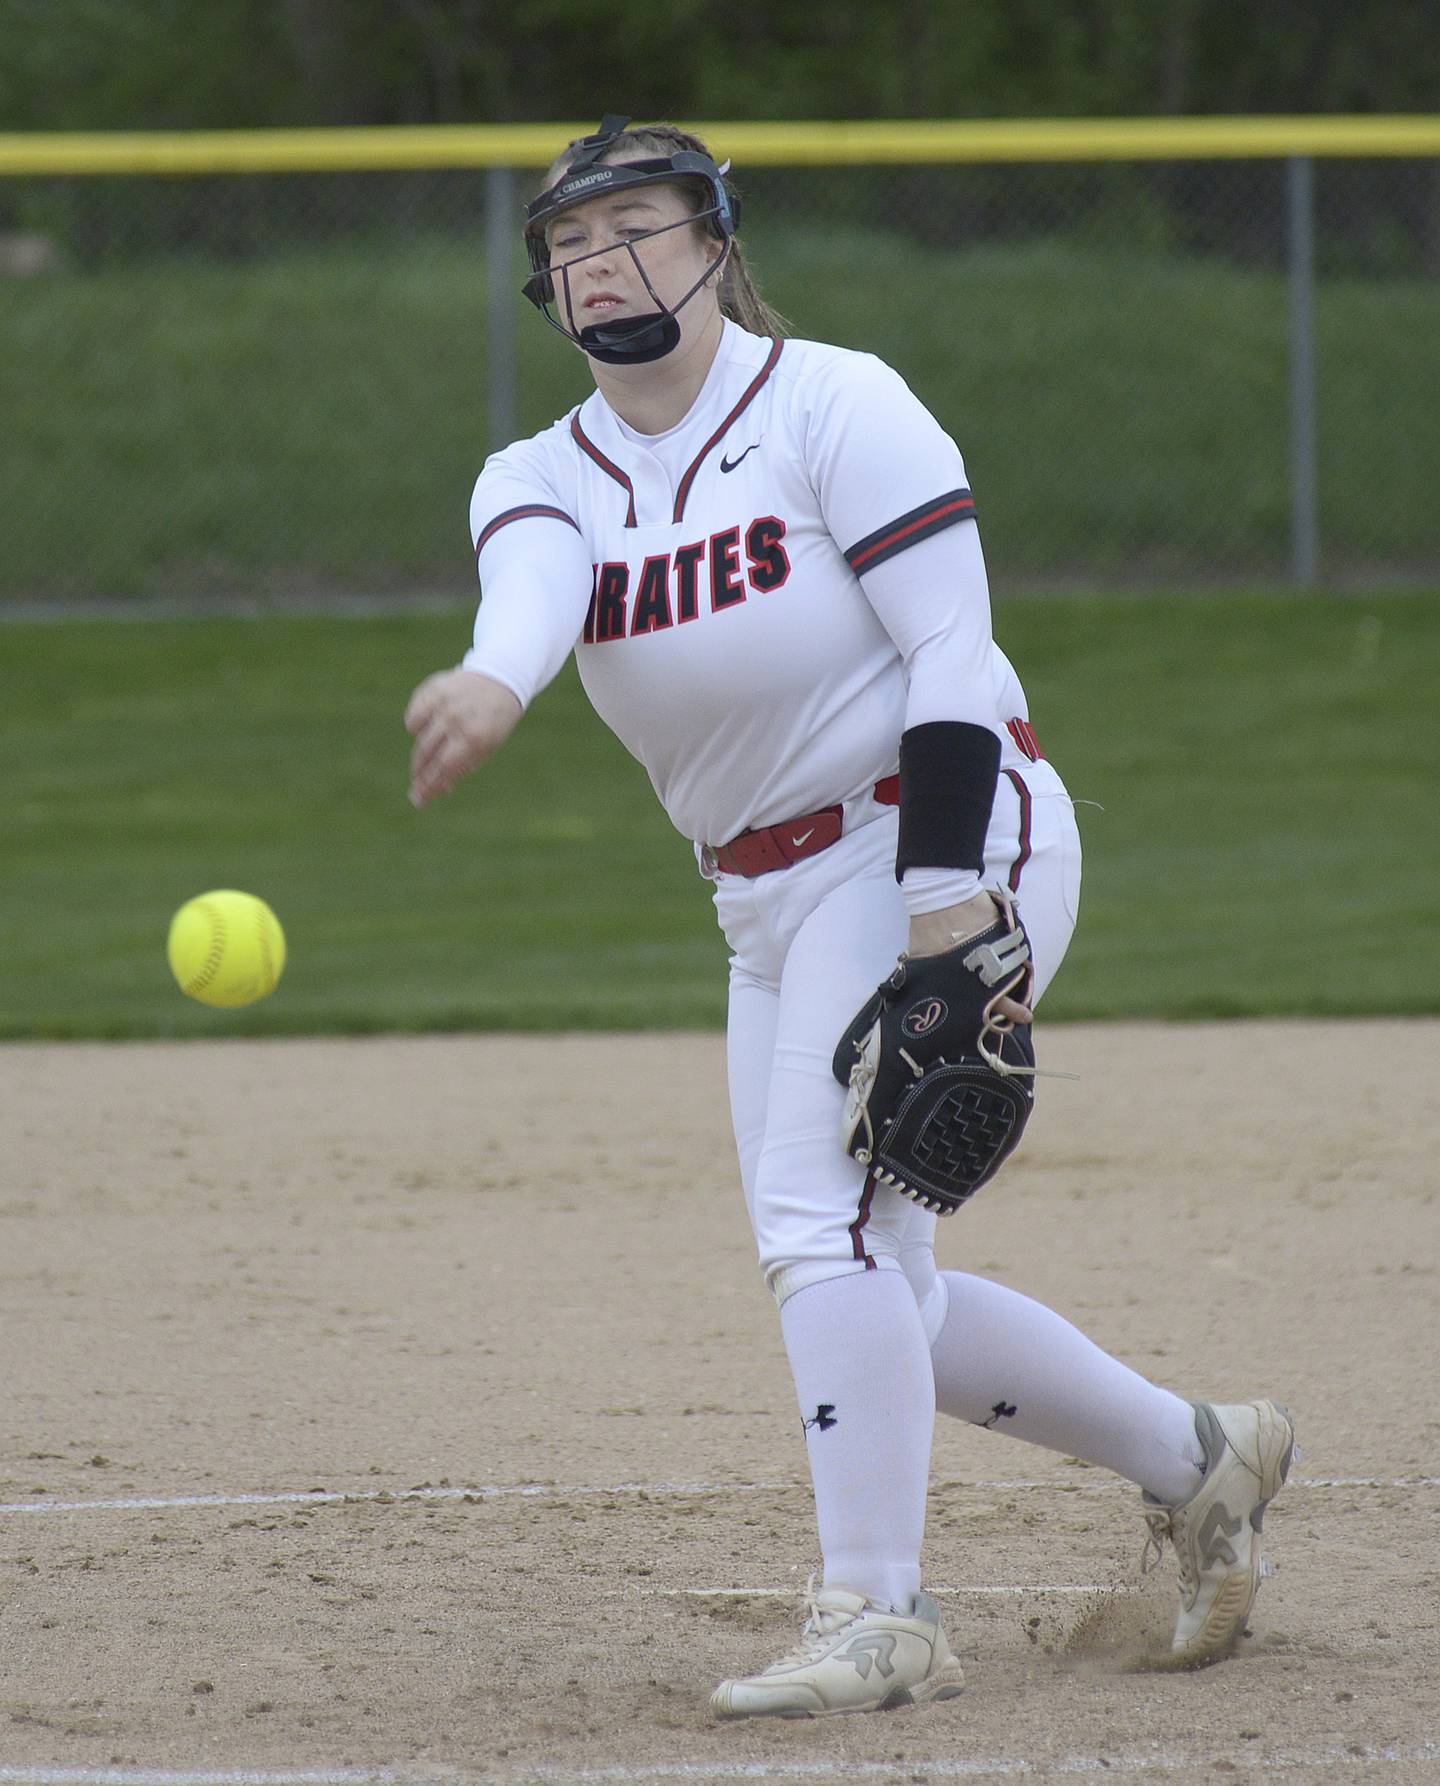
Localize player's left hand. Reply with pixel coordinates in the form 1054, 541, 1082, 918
907, 891, 1033, 1026
405, 668, 522, 807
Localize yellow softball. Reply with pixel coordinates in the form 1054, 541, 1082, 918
167, 890, 286, 1008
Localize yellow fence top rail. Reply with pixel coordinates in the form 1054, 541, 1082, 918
1, 115, 1438, 177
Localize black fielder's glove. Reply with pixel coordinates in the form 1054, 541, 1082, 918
831, 889, 1038, 1215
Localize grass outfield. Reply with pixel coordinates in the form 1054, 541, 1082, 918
4, 590, 1436, 1039
2, 228, 1438, 597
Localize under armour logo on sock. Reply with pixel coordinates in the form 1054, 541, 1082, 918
803, 1403, 838, 1434
980, 1400, 1018, 1429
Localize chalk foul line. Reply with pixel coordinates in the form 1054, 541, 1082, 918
0, 1480, 789, 1516
0, 1474, 1433, 1518
660, 1584, 1110, 1599
5, 1742, 1440, 1783
0, 1774, 442, 1786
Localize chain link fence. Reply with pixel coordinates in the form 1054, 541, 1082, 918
2, 133, 1437, 600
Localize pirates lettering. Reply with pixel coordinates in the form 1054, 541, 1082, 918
582, 520, 792, 643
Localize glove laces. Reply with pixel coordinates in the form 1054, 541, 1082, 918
963, 889, 1081, 1080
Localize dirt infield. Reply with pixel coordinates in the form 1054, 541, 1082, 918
3, 1023, 1438, 1784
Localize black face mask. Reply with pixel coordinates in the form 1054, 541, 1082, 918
533, 213, 730, 366
580, 311, 681, 368
521, 115, 740, 366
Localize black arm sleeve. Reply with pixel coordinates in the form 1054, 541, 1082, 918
895, 720, 1001, 880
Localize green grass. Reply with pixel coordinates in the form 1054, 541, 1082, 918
2, 226, 1438, 597
3, 591, 1437, 1038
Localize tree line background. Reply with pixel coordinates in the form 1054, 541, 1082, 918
1, 0, 1435, 133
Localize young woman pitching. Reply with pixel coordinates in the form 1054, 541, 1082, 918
405, 116, 1294, 1720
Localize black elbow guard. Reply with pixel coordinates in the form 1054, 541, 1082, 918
895, 721, 1001, 879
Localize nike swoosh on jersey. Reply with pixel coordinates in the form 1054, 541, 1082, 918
720, 442, 761, 473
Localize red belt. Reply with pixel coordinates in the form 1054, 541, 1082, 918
703, 718, 1044, 881
705, 775, 900, 879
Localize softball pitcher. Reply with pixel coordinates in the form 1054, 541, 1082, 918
405, 117, 1295, 1720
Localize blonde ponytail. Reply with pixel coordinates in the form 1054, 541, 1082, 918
719, 239, 792, 339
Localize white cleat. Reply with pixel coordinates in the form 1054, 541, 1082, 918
1141, 1398, 1296, 1666
709, 1582, 965, 1721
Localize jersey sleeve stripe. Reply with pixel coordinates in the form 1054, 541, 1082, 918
473, 504, 581, 557
571, 414, 637, 527
843, 489, 976, 575
672, 337, 784, 525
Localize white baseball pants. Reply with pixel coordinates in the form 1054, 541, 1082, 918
715, 762, 1081, 1305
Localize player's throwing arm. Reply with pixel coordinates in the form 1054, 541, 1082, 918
406, 670, 522, 807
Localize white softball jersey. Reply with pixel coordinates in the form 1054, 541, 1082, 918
462, 320, 1042, 867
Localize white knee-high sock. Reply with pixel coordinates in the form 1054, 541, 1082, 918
779, 1268, 935, 1613
930, 1271, 1205, 1505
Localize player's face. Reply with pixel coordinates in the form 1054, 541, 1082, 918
544, 180, 722, 340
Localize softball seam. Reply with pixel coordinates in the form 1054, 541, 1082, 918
254, 902, 276, 994
183, 901, 228, 995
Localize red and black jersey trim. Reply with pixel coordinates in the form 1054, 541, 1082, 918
672, 337, 783, 525
473, 504, 581, 557
844, 489, 976, 576
1005, 716, 1045, 763
1002, 767, 1033, 893
849, 1169, 880, 1269
571, 414, 637, 527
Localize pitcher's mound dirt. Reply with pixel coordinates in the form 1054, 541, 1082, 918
3, 1022, 1437, 1781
